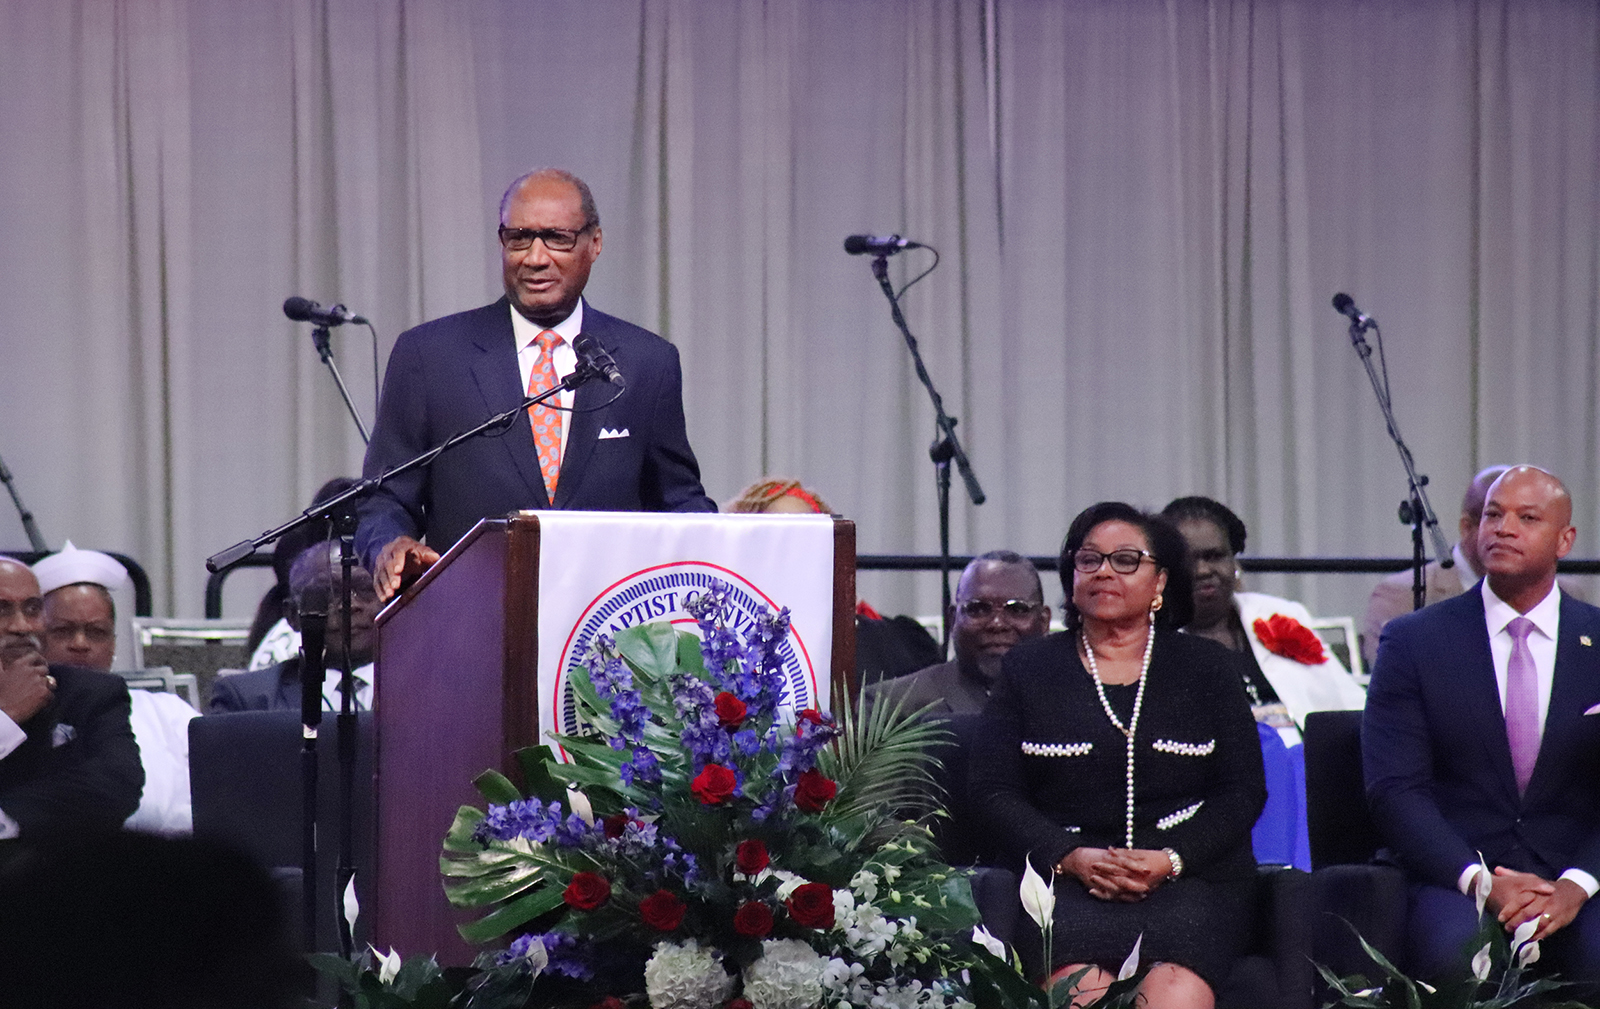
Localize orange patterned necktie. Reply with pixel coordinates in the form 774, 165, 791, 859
528, 329, 563, 500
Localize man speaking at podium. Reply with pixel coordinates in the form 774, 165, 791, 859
357, 169, 716, 601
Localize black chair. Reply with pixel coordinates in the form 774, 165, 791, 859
189, 711, 376, 954
1302, 710, 1409, 983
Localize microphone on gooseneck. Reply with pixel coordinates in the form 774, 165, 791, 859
573, 332, 625, 388
284, 296, 368, 327
843, 234, 923, 256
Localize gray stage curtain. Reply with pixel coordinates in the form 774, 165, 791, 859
0, 0, 1595, 622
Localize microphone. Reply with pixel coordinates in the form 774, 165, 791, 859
573, 332, 625, 388
1331, 292, 1375, 331
844, 234, 922, 256
284, 296, 368, 327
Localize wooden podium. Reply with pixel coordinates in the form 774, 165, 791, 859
369, 512, 856, 962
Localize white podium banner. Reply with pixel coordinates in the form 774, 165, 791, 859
535, 512, 836, 754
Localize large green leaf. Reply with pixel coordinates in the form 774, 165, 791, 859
443, 806, 487, 853
515, 745, 575, 804
456, 884, 567, 944
614, 620, 680, 679
820, 689, 949, 823
472, 769, 523, 806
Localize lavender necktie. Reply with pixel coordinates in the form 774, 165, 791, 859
1505, 616, 1539, 795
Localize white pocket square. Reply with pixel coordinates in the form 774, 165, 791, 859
598, 427, 630, 440
52, 724, 76, 747
1584, 704, 1600, 716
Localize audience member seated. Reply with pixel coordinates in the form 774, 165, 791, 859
726, 477, 942, 686
211, 542, 379, 713
1365, 466, 1600, 984
244, 476, 360, 670
32, 543, 197, 833
0, 830, 306, 1008
1162, 496, 1365, 744
1362, 465, 1507, 667
971, 503, 1265, 1008
0, 558, 141, 845
865, 550, 1050, 717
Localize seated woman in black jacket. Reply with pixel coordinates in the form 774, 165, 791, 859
971, 502, 1266, 1009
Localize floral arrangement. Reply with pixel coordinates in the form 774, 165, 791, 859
409, 582, 1046, 1009
1252, 613, 1327, 665
1319, 856, 1590, 1009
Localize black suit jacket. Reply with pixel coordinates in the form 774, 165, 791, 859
1363, 583, 1600, 889
355, 298, 716, 568
208, 660, 301, 714
970, 630, 1266, 879
0, 665, 142, 837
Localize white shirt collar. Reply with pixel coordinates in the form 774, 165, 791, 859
1482, 577, 1560, 642
510, 298, 584, 352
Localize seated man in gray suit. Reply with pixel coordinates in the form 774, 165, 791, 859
865, 550, 1051, 717
209, 544, 379, 714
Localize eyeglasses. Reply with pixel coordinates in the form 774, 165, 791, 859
957, 598, 1042, 620
1072, 548, 1156, 575
498, 224, 593, 253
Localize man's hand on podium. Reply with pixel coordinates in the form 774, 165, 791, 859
374, 535, 441, 603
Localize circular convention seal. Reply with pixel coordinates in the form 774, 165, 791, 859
553, 561, 818, 742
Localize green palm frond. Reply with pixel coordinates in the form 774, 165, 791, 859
817, 688, 950, 824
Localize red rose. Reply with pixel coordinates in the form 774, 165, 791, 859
727, 1001, 754, 1009
786, 882, 835, 929
564, 871, 612, 911
692, 763, 739, 805
1252, 614, 1327, 666
714, 691, 748, 730
793, 768, 837, 813
638, 889, 687, 931
735, 838, 770, 875
733, 900, 774, 937
602, 813, 630, 839
588, 999, 626, 1009
797, 708, 823, 727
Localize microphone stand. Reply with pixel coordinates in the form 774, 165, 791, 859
204, 358, 608, 955
0, 453, 47, 551
868, 254, 985, 651
1344, 315, 1452, 611
310, 325, 372, 445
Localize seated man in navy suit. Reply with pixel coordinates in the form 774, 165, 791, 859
357, 168, 716, 601
0, 558, 141, 844
1365, 465, 1600, 982
209, 544, 379, 714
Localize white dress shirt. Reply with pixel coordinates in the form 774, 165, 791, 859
0, 712, 24, 838
510, 299, 582, 459
320, 662, 375, 713
1457, 579, 1598, 897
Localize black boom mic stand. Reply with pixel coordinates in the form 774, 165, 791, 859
0, 453, 47, 551
867, 251, 985, 649
1334, 293, 1452, 611
205, 353, 615, 956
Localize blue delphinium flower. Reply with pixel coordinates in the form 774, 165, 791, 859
473, 797, 560, 845
497, 932, 594, 979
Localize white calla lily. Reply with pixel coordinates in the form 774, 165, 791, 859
1420, 981, 1437, 994
371, 945, 402, 985
343, 875, 360, 935
1512, 917, 1539, 947
566, 786, 595, 826
1471, 942, 1492, 981
1517, 937, 1541, 967
1018, 858, 1056, 933
971, 925, 1006, 960
1117, 933, 1144, 981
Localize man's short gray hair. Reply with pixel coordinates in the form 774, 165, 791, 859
499, 168, 600, 231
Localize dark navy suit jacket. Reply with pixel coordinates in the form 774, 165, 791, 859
355, 298, 716, 570
207, 660, 301, 714
1363, 583, 1600, 890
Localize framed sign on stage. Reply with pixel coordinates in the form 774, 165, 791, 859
368, 511, 856, 962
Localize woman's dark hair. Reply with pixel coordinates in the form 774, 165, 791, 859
1058, 501, 1194, 631
1160, 495, 1248, 555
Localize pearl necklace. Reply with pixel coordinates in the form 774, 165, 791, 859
1082, 614, 1155, 849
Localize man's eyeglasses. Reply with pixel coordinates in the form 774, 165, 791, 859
1072, 548, 1156, 575
498, 224, 593, 253
957, 598, 1042, 619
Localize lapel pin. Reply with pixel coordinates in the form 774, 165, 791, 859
1582, 636, 1592, 647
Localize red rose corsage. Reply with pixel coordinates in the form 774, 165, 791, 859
1252, 613, 1327, 665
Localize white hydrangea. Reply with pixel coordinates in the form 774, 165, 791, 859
742, 938, 827, 1009
644, 939, 736, 1009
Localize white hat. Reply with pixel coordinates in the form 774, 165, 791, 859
31, 540, 130, 596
